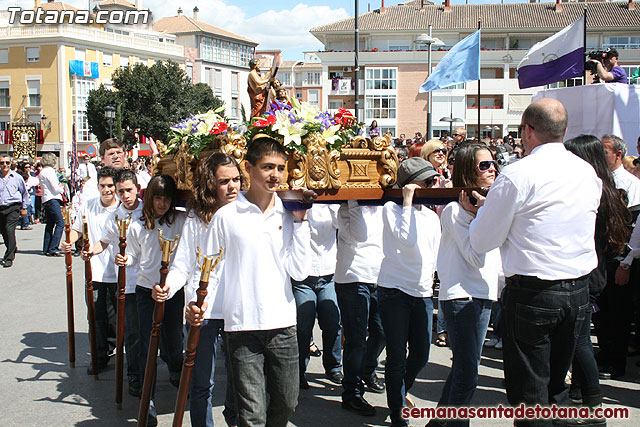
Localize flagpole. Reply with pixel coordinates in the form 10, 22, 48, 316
477, 20, 481, 140
583, 7, 587, 83
354, 0, 360, 124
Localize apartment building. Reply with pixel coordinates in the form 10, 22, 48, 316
311, 0, 640, 139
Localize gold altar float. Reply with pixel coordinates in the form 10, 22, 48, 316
151, 105, 399, 195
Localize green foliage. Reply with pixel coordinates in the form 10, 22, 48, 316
86, 60, 224, 146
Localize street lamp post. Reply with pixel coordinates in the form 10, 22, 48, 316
439, 115, 464, 137
414, 26, 444, 140
104, 105, 116, 139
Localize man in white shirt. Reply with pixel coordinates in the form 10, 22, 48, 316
77, 155, 98, 181
596, 134, 640, 380
61, 166, 118, 375
460, 98, 602, 421
199, 137, 311, 427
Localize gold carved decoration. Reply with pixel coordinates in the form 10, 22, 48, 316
378, 145, 399, 188
11, 123, 37, 159
288, 132, 341, 189
215, 133, 247, 164
174, 141, 195, 190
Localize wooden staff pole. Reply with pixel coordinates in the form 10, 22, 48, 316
83, 216, 99, 380
115, 213, 131, 409
138, 230, 180, 427
172, 249, 224, 427
63, 207, 76, 368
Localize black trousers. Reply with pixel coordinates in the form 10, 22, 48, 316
0, 203, 21, 262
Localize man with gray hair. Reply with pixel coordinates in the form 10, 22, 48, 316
0, 153, 29, 267
459, 98, 602, 424
602, 134, 640, 207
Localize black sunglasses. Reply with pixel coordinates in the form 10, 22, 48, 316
432, 148, 447, 155
477, 160, 497, 172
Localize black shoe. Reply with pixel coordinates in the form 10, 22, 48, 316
364, 373, 385, 393
86, 359, 109, 375
598, 367, 624, 380
2, 260, 12, 268
310, 342, 322, 357
300, 377, 310, 389
566, 416, 607, 426
169, 370, 181, 388
128, 378, 141, 397
342, 396, 376, 416
327, 371, 344, 385
146, 413, 157, 427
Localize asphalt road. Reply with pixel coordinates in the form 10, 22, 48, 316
1, 224, 638, 426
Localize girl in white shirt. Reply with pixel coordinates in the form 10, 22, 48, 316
115, 174, 186, 425
153, 153, 244, 427
377, 157, 442, 427
432, 143, 501, 427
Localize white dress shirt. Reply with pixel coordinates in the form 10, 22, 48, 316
334, 201, 384, 284
469, 143, 602, 280
166, 212, 225, 320
377, 202, 441, 298
78, 162, 97, 180
72, 197, 118, 283
100, 202, 143, 294
204, 192, 311, 332
612, 165, 640, 207
39, 166, 63, 203
125, 211, 187, 290
437, 201, 501, 301
308, 204, 339, 277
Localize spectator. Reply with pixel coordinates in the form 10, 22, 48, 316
0, 153, 30, 268
369, 120, 380, 138
420, 139, 447, 174
622, 155, 636, 174
39, 152, 65, 257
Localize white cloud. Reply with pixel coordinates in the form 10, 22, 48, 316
0, 0, 348, 59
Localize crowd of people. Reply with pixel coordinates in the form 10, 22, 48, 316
1, 97, 639, 427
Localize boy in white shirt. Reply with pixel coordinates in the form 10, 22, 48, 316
192, 137, 311, 427
61, 166, 118, 375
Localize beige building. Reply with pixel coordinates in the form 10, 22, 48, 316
312, 0, 640, 139
153, 8, 258, 121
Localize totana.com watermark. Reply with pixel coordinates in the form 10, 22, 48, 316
7, 7, 150, 25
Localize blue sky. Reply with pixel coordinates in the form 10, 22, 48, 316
2, 0, 535, 60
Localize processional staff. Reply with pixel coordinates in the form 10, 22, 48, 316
115, 213, 131, 409
172, 248, 224, 427
62, 207, 76, 368
83, 216, 99, 380
138, 229, 180, 427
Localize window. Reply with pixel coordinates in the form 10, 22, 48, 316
605, 36, 640, 49
220, 41, 230, 64
230, 43, 239, 66
120, 55, 129, 68
231, 72, 239, 92
231, 96, 239, 118
186, 64, 193, 82
202, 37, 213, 61
280, 72, 291, 86
306, 72, 321, 86
0, 120, 8, 131
466, 95, 503, 109
103, 53, 112, 67
295, 90, 302, 100
0, 49, 9, 64
328, 99, 343, 110
0, 82, 9, 108
212, 39, 221, 62
204, 67, 213, 86
26, 47, 40, 63
75, 49, 85, 61
214, 69, 222, 90
27, 80, 40, 107
621, 66, 640, 84
365, 95, 396, 119
239, 45, 251, 67
308, 90, 319, 107
481, 68, 502, 79
365, 68, 397, 90
72, 76, 96, 142
546, 77, 584, 89
380, 127, 395, 137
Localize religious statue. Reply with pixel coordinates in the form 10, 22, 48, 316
247, 59, 275, 118
271, 79, 292, 106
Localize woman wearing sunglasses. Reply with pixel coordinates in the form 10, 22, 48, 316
429, 143, 502, 427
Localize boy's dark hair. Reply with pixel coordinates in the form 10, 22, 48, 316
246, 137, 287, 165
98, 165, 117, 181
99, 138, 124, 157
141, 175, 177, 230
114, 168, 138, 187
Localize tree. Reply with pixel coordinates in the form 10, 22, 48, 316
87, 60, 224, 147
86, 84, 121, 142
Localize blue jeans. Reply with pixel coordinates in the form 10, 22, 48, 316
292, 274, 342, 377
226, 326, 299, 427
438, 298, 492, 427
502, 275, 589, 427
42, 198, 64, 254
335, 282, 386, 402
21, 198, 32, 227
136, 286, 184, 401
378, 287, 433, 426
189, 319, 237, 427
436, 299, 447, 335
571, 308, 601, 407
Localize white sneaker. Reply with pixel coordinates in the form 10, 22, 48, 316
494, 339, 503, 350
484, 337, 499, 348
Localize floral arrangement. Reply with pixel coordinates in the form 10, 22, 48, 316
165, 106, 228, 157
165, 100, 361, 157
245, 99, 360, 154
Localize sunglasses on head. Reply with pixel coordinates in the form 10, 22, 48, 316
477, 160, 497, 172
